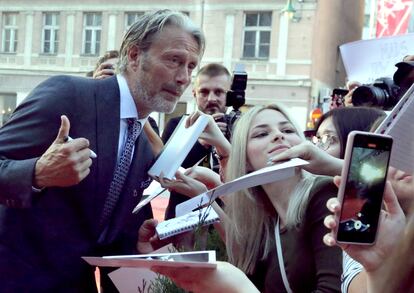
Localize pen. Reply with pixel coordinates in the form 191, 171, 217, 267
63, 136, 97, 158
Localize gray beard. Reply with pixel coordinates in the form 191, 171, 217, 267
134, 78, 177, 114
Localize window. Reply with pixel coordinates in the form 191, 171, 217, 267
125, 12, 144, 31
1, 13, 18, 53
242, 12, 272, 59
82, 13, 102, 55
0, 93, 16, 126
42, 12, 59, 54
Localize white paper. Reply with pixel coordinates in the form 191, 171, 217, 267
340, 34, 414, 84
132, 167, 185, 214
83, 250, 216, 269
176, 158, 309, 216
148, 115, 209, 180
100, 246, 215, 293
375, 84, 414, 173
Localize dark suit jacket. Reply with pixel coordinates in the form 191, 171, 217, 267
161, 116, 211, 219
0, 75, 154, 292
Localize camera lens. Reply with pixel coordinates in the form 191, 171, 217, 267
352, 86, 388, 108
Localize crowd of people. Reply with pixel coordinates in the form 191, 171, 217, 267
0, 8, 413, 293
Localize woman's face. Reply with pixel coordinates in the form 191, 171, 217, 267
315, 116, 341, 158
246, 109, 302, 171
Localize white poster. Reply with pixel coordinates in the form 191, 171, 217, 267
340, 33, 414, 84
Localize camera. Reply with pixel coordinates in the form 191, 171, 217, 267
352, 77, 401, 110
222, 64, 248, 140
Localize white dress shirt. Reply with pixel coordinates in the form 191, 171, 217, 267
116, 74, 147, 163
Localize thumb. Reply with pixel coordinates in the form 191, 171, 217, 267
54, 115, 70, 143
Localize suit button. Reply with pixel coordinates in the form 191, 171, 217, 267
133, 189, 138, 197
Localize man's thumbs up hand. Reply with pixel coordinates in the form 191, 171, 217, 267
34, 115, 94, 188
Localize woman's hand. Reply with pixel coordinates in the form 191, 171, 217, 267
159, 171, 208, 198
269, 141, 343, 176
323, 177, 406, 272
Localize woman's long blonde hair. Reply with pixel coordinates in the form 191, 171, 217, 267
224, 104, 316, 274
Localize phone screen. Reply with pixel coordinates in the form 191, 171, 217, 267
337, 133, 392, 244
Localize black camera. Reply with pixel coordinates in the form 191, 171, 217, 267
352, 77, 401, 110
222, 65, 248, 140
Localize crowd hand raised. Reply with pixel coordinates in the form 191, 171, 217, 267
137, 219, 168, 254
387, 167, 413, 211
211, 112, 228, 136
92, 62, 115, 80
269, 141, 343, 176
159, 171, 208, 198
151, 261, 259, 293
185, 166, 222, 190
186, 111, 230, 152
34, 115, 93, 188
323, 177, 406, 272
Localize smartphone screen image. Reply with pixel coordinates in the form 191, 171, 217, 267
336, 132, 392, 244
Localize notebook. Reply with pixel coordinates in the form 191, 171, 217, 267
375, 83, 414, 173
155, 206, 220, 240
148, 115, 209, 180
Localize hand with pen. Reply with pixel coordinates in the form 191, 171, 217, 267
33, 115, 96, 188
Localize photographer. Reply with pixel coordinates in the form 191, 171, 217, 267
162, 63, 232, 220
344, 57, 414, 110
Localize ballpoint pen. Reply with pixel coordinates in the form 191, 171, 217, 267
64, 136, 97, 158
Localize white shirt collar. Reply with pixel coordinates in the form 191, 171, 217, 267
116, 74, 147, 125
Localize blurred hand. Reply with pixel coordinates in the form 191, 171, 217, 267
93, 62, 116, 79
387, 167, 413, 212
211, 112, 227, 136
269, 141, 343, 176
186, 111, 230, 157
137, 219, 168, 254
159, 171, 208, 198
185, 166, 222, 190
344, 81, 361, 107
34, 115, 93, 188
151, 261, 259, 293
323, 177, 406, 272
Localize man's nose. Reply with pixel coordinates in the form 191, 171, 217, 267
207, 91, 218, 102
175, 66, 190, 86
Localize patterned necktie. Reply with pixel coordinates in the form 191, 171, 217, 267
99, 118, 141, 228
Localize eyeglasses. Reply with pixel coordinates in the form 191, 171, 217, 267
312, 134, 337, 151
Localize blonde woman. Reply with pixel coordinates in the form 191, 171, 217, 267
156, 104, 342, 292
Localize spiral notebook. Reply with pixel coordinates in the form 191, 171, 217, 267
375, 83, 414, 173
155, 207, 219, 240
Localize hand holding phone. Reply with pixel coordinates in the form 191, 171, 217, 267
336, 131, 393, 245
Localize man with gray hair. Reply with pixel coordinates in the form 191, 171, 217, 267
0, 9, 204, 292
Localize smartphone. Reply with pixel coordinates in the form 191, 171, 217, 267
336, 131, 393, 245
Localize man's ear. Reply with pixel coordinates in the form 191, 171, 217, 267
127, 45, 141, 70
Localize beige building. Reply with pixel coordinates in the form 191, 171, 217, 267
0, 0, 364, 130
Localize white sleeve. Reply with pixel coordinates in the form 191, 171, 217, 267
341, 251, 363, 293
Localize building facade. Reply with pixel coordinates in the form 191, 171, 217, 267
0, 0, 364, 129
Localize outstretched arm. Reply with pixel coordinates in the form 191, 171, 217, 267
152, 261, 259, 293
